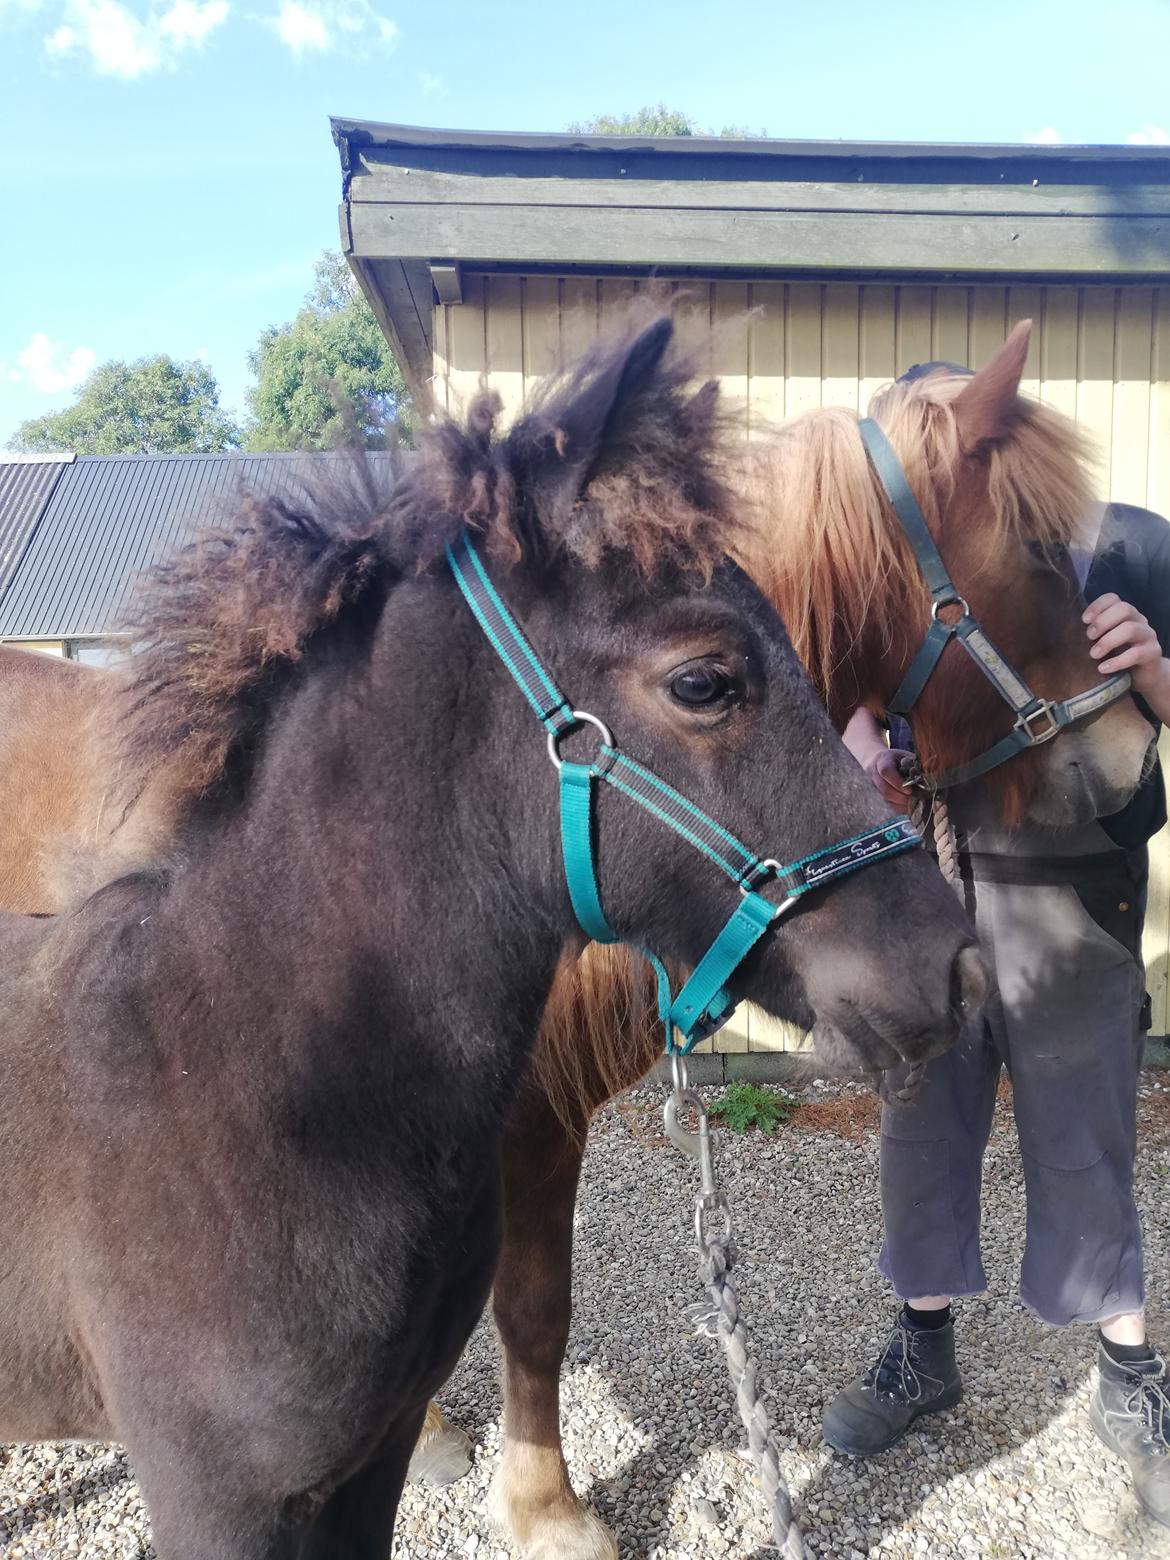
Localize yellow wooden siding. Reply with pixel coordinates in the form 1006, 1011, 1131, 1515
3, 640, 66, 656
434, 278, 1170, 1049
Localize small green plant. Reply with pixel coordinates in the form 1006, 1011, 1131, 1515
708, 1081, 797, 1136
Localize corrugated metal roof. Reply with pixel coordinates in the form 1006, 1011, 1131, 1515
0, 455, 73, 605
0, 452, 399, 642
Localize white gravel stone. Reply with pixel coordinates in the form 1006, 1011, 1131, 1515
5, 1078, 1170, 1557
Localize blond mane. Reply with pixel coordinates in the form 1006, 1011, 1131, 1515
742, 371, 1097, 707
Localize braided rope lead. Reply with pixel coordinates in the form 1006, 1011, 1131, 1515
690, 1233, 814, 1560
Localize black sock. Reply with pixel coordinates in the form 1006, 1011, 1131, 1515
1100, 1330, 1155, 1365
904, 1302, 951, 1331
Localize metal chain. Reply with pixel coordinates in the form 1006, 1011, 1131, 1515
661, 776, 968, 1552
665, 1056, 814, 1560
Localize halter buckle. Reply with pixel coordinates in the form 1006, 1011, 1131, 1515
1015, 700, 1060, 745
546, 710, 615, 771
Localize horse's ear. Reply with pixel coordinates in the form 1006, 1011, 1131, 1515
953, 320, 1032, 452
519, 316, 676, 526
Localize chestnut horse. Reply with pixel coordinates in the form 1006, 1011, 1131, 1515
0, 321, 1153, 1558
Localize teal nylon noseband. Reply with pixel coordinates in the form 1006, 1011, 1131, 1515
857, 418, 1132, 790
447, 530, 920, 1054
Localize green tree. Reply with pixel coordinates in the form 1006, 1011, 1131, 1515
568, 103, 765, 138
9, 356, 240, 455
244, 253, 412, 451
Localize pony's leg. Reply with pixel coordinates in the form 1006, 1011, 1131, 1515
489, 1084, 618, 1560
406, 1396, 473, 1485
131, 1464, 300, 1560
297, 1411, 422, 1560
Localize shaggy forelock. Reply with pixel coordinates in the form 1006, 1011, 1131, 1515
107, 312, 750, 831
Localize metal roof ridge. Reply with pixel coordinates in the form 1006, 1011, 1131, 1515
330, 118, 1170, 163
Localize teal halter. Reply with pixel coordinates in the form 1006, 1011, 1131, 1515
447, 531, 920, 1055
858, 418, 1132, 790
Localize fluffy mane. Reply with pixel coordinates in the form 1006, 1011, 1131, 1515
109, 314, 747, 829
743, 369, 1097, 708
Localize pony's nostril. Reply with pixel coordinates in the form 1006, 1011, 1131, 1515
953, 944, 989, 1019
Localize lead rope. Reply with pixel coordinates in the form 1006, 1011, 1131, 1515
666, 1060, 813, 1560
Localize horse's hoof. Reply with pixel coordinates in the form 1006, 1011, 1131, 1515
488, 1468, 618, 1560
407, 1406, 473, 1486
520, 1518, 619, 1560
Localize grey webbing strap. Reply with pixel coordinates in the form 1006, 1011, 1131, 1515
858, 419, 957, 605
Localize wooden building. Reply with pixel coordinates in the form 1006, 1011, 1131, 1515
334, 120, 1170, 1049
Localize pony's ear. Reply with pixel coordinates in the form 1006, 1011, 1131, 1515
519, 316, 676, 527
953, 319, 1032, 453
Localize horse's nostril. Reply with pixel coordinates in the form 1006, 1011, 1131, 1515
953, 944, 989, 1019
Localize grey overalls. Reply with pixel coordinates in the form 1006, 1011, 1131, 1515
878, 816, 1149, 1326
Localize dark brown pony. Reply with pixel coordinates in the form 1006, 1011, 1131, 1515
0, 318, 978, 1559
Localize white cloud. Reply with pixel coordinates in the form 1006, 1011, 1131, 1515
272, 0, 326, 51
418, 69, 444, 96
4, 334, 96, 394
1024, 127, 1063, 145
43, 0, 228, 76
1126, 124, 1170, 145
160, 0, 228, 42
267, 0, 394, 55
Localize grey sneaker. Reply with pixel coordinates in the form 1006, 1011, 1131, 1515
822, 1315, 962, 1457
1089, 1346, 1170, 1528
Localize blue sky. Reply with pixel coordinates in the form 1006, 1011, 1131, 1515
1, 0, 1168, 445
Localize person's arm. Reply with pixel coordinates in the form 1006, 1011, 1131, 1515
1084, 594, 1170, 726
843, 708, 913, 813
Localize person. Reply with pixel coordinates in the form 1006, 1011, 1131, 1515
822, 480, 1170, 1527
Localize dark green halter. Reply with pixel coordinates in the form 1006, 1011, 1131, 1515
857, 417, 1131, 790
447, 530, 920, 1055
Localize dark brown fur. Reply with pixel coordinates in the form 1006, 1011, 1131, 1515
0, 317, 977, 1559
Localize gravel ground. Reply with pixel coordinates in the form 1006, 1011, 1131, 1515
5, 1076, 1170, 1559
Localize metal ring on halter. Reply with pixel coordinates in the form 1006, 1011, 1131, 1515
931, 594, 969, 621
545, 710, 615, 770
739, 857, 783, 896
664, 1052, 707, 1160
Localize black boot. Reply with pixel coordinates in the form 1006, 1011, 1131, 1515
822, 1313, 962, 1456
1090, 1345, 1170, 1527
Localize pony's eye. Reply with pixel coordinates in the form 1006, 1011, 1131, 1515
1026, 540, 1064, 567
670, 663, 735, 707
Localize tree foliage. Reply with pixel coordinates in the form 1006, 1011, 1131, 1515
244, 253, 412, 451
568, 103, 765, 138
9, 357, 240, 455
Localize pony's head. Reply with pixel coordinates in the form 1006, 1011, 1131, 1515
751, 322, 1154, 827
112, 313, 981, 1076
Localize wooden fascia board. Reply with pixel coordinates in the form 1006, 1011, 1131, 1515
346, 199, 1170, 278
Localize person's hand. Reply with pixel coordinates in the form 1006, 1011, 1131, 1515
1084, 594, 1170, 710
863, 747, 914, 813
